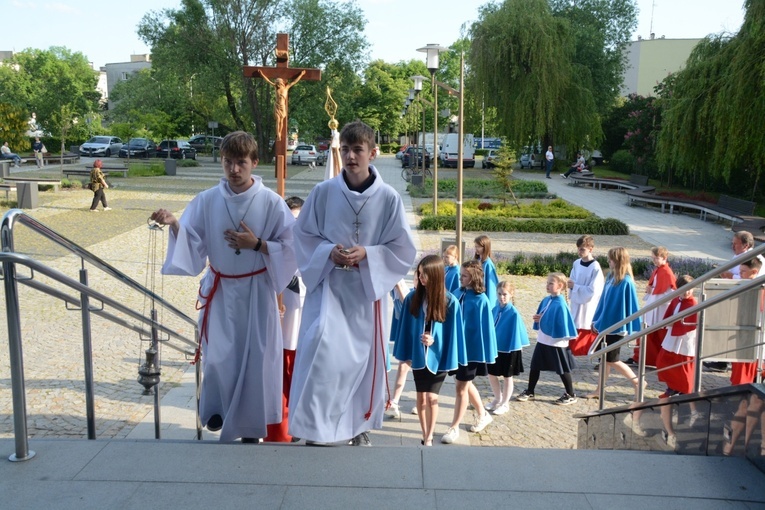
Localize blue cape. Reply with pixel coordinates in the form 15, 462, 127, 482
592, 274, 642, 335
455, 288, 498, 363
444, 265, 461, 295
493, 303, 530, 352
393, 293, 467, 373
533, 295, 578, 340
482, 258, 499, 309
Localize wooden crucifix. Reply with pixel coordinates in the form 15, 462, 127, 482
244, 33, 321, 197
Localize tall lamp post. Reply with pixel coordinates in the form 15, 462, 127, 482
411, 75, 428, 182
417, 44, 447, 216
456, 52, 465, 263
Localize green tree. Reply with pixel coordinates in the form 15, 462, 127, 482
657, 0, 764, 198
139, 0, 368, 161
549, 0, 637, 115
469, 0, 636, 156
0, 47, 99, 149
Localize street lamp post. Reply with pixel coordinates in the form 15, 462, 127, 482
417, 44, 447, 216
411, 75, 428, 182
456, 52, 465, 263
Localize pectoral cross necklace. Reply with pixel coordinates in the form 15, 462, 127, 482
342, 192, 371, 245
223, 193, 258, 255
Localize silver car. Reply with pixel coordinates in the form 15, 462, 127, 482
79, 136, 123, 157
291, 144, 325, 165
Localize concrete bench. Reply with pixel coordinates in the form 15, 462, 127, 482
0, 182, 16, 200
3, 177, 61, 193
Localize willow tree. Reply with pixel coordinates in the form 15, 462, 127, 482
657, 0, 764, 198
469, 0, 602, 155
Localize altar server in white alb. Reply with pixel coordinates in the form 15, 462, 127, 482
289, 121, 416, 446
150, 131, 297, 443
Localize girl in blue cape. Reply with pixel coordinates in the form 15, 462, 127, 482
588, 247, 643, 402
516, 272, 579, 405
443, 244, 461, 295
442, 260, 498, 444
486, 280, 530, 415
474, 235, 499, 309
394, 255, 466, 446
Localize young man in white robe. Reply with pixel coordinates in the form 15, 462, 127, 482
150, 131, 297, 443
289, 121, 416, 446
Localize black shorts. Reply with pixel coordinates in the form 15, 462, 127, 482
595, 334, 624, 363
413, 368, 447, 393
449, 361, 489, 382
487, 351, 524, 378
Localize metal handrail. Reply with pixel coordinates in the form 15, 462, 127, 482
587, 242, 765, 409
2, 209, 200, 462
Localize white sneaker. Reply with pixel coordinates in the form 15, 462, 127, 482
385, 402, 400, 419
470, 412, 493, 433
485, 400, 500, 412
103, 207, 112, 211
492, 403, 509, 415
88, 209, 99, 213
441, 427, 459, 444
689, 411, 702, 428
410, 406, 418, 415
666, 433, 677, 449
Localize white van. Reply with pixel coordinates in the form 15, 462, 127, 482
439, 133, 475, 168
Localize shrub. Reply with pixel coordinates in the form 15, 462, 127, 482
177, 159, 200, 167
496, 252, 716, 279
128, 162, 167, 177
419, 216, 629, 235
409, 178, 550, 199
419, 199, 592, 219
609, 150, 635, 175
61, 178, 82, 189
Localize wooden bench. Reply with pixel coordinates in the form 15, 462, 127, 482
569, 172, 654, 192
627, 189, 763, 233
0, 182, 16, 200
2, 177, 61, 192
63, 165, 129, 180
22, 153, 81, 166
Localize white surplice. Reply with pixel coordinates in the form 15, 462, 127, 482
289, 166, 416, 443
161, 177, 297, 442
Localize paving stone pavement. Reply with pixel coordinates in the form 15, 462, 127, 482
0, 155, 739, 448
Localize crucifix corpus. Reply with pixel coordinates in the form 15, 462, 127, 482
243, 33, 321, 197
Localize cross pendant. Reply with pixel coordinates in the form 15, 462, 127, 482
235, 248, 241, 255
353, 217, 361, 244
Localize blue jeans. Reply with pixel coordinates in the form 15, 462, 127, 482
545, 160, 553, 177
2, 153, 21, 166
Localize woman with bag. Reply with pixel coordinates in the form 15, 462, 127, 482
33, 137, 45, 168
89, 159, 111, 212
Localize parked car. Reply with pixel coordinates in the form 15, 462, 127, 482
287, 139, 299, 151
482, 149, 500, 169
291, 144, 325, 165
79, 136, 123, 157
519, 152, 543, 169
402, 147, 431, 169
156, 140, 197, 159
119, 138, 157, 158
188, 135, 223, 152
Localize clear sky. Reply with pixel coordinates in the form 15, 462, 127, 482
4, 0, 746, 69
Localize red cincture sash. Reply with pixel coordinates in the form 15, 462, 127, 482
366, 299, 391, 420
192, 265, 267, 364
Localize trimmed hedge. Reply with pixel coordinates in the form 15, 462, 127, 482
409, 178, 550, 199
420, 199, 592, 219
496, 252, 716, 280
419, 216, 629, 235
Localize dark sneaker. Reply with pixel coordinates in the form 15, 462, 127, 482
350, 432, 372, 446
554, 393, 577, 406
624, 357, 638, 366
703, 361, 729, 372
206, 414, 223, 432
516, 390, 534, 402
